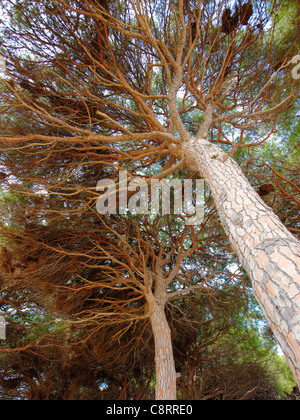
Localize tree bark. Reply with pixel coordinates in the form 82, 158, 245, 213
147, 293, 177, 400
183, 137, 300, 387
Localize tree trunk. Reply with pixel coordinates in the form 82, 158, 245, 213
183, 137, 300, 387
147, 294, 177, 400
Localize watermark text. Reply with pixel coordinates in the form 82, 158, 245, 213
96, 172, 204, 226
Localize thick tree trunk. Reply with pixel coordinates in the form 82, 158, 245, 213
147, 294, 177, 400
183, 137, 300, 387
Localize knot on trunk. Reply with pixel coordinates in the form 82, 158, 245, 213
169, 139, 199, 172
182, 140, 199, 172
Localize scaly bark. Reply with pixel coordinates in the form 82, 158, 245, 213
182, 137, 300, 387
147, 293, 177, 400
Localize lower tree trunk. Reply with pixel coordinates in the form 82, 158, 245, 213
183, 137, 300, 387
148, 294, 177, 400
